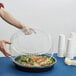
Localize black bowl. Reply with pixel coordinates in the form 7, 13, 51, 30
12, 54, 57, 72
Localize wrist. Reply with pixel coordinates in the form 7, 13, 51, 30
21, 26, 29, 32
20, 24, 29, 30
21, 27, 28, 33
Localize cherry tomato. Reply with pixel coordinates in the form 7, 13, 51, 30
24, 63, 30, 66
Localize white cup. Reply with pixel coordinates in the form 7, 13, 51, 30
58, 34, 65, 57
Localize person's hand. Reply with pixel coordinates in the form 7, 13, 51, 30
21, 26, 36, 35
0, 3, 35, 35
0, 40, 11, 57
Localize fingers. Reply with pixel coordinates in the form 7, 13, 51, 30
0, 44, 11, 57
1, 49, 11, 57
0, 3, 4, 8
30, 28, 36, 34
3, 40, 11, 44
0, 40, 11, 57
21, 26, 36, 35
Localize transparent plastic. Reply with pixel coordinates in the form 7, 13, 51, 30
9, 27, 52, 56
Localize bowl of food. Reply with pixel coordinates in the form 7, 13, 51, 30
9, 27, 57, 72
12, 54, 56, 72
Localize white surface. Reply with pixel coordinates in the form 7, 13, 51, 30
0, 0, 76, 56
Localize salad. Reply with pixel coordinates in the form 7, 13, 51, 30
16, 55, 55, 67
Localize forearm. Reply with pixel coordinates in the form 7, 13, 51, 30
0, 7, 25, 29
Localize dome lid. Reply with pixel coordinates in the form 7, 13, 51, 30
10, 27, 52, 56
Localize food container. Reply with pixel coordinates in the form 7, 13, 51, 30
9, 27, 57, 72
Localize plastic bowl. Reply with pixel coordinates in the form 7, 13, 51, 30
12, 54, 57, 72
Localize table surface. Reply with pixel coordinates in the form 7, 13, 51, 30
0, 54, 76, 76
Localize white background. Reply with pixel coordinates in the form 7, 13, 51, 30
0, 0, 76, 56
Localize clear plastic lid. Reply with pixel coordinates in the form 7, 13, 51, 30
9, 27, 52, 56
